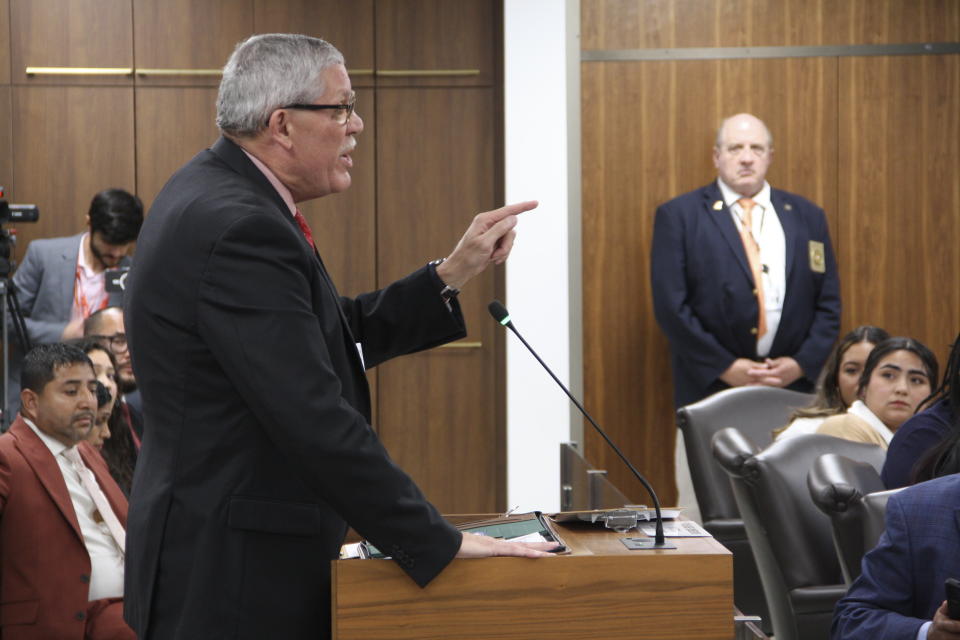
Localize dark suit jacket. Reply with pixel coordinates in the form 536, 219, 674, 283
123, 136, 466, 639
651, 182, 841, 407
0, 416, 129, 639
832, 474, 960, 639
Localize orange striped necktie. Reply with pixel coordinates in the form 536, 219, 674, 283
737, 198, 767, 338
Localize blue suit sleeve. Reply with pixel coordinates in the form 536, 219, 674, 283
832, 494, 927, 639
789, 205, 841, 383
650, 202, 737, 390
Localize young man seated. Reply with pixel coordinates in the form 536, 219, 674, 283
0, 343, 134, 639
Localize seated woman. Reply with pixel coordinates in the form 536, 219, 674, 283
87, 381, 114, 450
73, 337, 138, 495
883, 333, 959, 488
817, 337, 938, 448
775, 326, 889, 440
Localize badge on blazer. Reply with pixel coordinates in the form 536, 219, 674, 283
712, 200, 724, 210
809, 240, 826, 273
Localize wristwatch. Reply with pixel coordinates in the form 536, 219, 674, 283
429, 258, 460, 304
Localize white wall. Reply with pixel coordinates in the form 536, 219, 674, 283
503, 0, 580, 512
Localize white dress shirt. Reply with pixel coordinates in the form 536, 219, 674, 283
23, 418, 125, 600
717, 178, 787, 357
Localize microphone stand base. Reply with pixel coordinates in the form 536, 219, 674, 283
620, 537, 677, 550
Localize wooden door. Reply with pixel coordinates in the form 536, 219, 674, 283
10, 0, 133, 86
133, 0, 254, 87
10, 86, 136, 250
375, 87, 502, 513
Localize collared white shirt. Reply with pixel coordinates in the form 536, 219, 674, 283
847, 400, 896, 445
23, 418, 125, 601
69, 232, 109, 324
717, 178, 787, 357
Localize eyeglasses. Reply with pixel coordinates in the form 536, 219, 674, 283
274, 95, 357, 126
95, 333, 128, 352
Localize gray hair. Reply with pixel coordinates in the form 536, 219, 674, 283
216, 33, 344, 137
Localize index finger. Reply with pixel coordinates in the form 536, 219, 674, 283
485, 200, 539, 222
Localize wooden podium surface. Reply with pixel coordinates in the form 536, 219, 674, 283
332, 516, 733, 639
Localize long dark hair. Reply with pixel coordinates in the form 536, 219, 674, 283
856, 336, 939, 402
71, 337, 137, 495
912, 334, 960, 483
790, 325, 890, 420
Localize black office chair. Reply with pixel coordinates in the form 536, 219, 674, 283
712, 429, 885, 640
677, 386, 813, 631
807, 453, 902, 585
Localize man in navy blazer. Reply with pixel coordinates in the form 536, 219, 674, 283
651, 113, 840, 408
832, 473, 960, 639
123, 34, 550, 640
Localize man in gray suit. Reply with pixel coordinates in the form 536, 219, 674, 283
6, 189, 143, 420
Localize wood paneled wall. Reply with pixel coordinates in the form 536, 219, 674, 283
581, 0, 960, 505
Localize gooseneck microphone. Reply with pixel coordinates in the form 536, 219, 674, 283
488, 300, 669, 548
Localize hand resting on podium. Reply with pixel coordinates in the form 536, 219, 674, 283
456, 532, 559, 558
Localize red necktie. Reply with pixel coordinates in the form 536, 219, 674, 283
293, 209, 316, 250
737, 198, 767, 338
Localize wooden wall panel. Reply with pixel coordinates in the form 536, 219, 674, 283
0, 0, 10, 85
375, 0, 495, 87
582, 0, 960, 49
581, 0, 959, 506
253, 0, 375, 86
10, 0, 133, 85
134, 88, 219, 210
0, 88, 11, 201
133, 0, 254, 87
11, 86, 135, 250
582, 57, 838, 504
838, 54, 960, 362
375, 88, 501, 514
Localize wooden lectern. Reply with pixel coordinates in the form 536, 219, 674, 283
332, 516, 733, 639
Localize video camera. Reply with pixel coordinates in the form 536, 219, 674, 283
0, 186, 39, 276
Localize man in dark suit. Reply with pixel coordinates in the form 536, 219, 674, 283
0, 343, 133, 639
651, 113, 840, 408
123, 34, 550, 640
832, 473, 960, 639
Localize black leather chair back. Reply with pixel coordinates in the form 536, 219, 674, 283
807, 453, 901, 585
678, 386, 814, 522
678, 387, 812, 634
712, 429, 885, 640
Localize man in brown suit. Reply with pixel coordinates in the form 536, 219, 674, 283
0, 343, 134, 639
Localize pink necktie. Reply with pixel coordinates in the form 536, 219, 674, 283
737, 198, 767, 338
63, 448, 126, 555
293, 209, 316, 250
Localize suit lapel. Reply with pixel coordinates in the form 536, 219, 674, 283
771, 188, 799, 283
11, 419, 84, 543
209, 136, 366, 372
703, 184, 754, 283
59, 234, 82, 310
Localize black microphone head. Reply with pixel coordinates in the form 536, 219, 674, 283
488, 300, 511, 326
